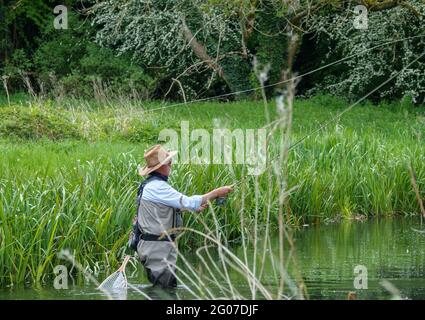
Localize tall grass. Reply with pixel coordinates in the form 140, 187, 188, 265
0, 94, 424, 288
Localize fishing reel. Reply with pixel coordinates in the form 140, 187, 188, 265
215, 196, 227, 206
215, 183, 236, 206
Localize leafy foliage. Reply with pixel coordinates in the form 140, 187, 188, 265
1, 8, 154, 99
91, 0, 249, 98
0, 106, 81, 140
1, 0, 425, 103
307, 1, 425, 103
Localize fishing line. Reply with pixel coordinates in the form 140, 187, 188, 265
150, 35, 425, 196
287, 49, 425, 151
145, 33, 425, 114
227, 49, 425, 190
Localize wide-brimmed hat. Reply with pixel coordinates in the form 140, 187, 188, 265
138, 144, 177, 176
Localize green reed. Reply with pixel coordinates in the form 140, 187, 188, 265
0, 95, 424, 287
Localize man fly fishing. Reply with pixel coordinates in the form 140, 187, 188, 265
129, 144, 233, 288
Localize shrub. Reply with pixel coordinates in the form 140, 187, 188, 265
78, 44, 155, 99
120, 120, 162, 143
0, 107, 81, 140
32, 13, 154, 99
1, 49, 34, 92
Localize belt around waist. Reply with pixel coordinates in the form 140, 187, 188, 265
140, 233, 176, 242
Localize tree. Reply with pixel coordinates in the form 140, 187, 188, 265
90, 0, 420, 100
304, 0, 425, 103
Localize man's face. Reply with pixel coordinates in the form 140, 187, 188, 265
156, 157, 173, 177
162, 159, 172, 176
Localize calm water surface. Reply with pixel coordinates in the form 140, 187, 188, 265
1, 218, 424, 300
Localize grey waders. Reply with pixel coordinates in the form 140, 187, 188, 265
134, 173, 182, 288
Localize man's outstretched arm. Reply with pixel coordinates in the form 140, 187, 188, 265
201, 186, 233, 205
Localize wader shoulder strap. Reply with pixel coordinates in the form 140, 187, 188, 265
136, 172, 169, 203
172, 208, 176, 229
136, 172, 170, 230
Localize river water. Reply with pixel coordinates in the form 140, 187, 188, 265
1, 217, 424, 300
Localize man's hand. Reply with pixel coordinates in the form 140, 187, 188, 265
196, 203, 209, 212
201, 185, 234, 206
215, 185, 234, 198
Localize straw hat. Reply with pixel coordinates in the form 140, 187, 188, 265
138, 145, 177, 176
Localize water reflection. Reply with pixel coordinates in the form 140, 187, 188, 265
0, 218, 424, 300
291, 217, 425, 299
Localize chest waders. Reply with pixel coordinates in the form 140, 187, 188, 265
129, 172, 182, 288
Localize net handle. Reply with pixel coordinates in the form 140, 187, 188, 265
118, 255, 131, 273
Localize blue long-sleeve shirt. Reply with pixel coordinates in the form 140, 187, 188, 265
141, 179, 202, 211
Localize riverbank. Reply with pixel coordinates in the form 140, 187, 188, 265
0, 94, 424, 286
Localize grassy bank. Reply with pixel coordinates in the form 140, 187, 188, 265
0, 95, 424, 286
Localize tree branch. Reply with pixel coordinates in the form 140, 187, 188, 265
180, 17, 231, 88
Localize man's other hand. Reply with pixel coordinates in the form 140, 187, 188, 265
196, 203, 209, 212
